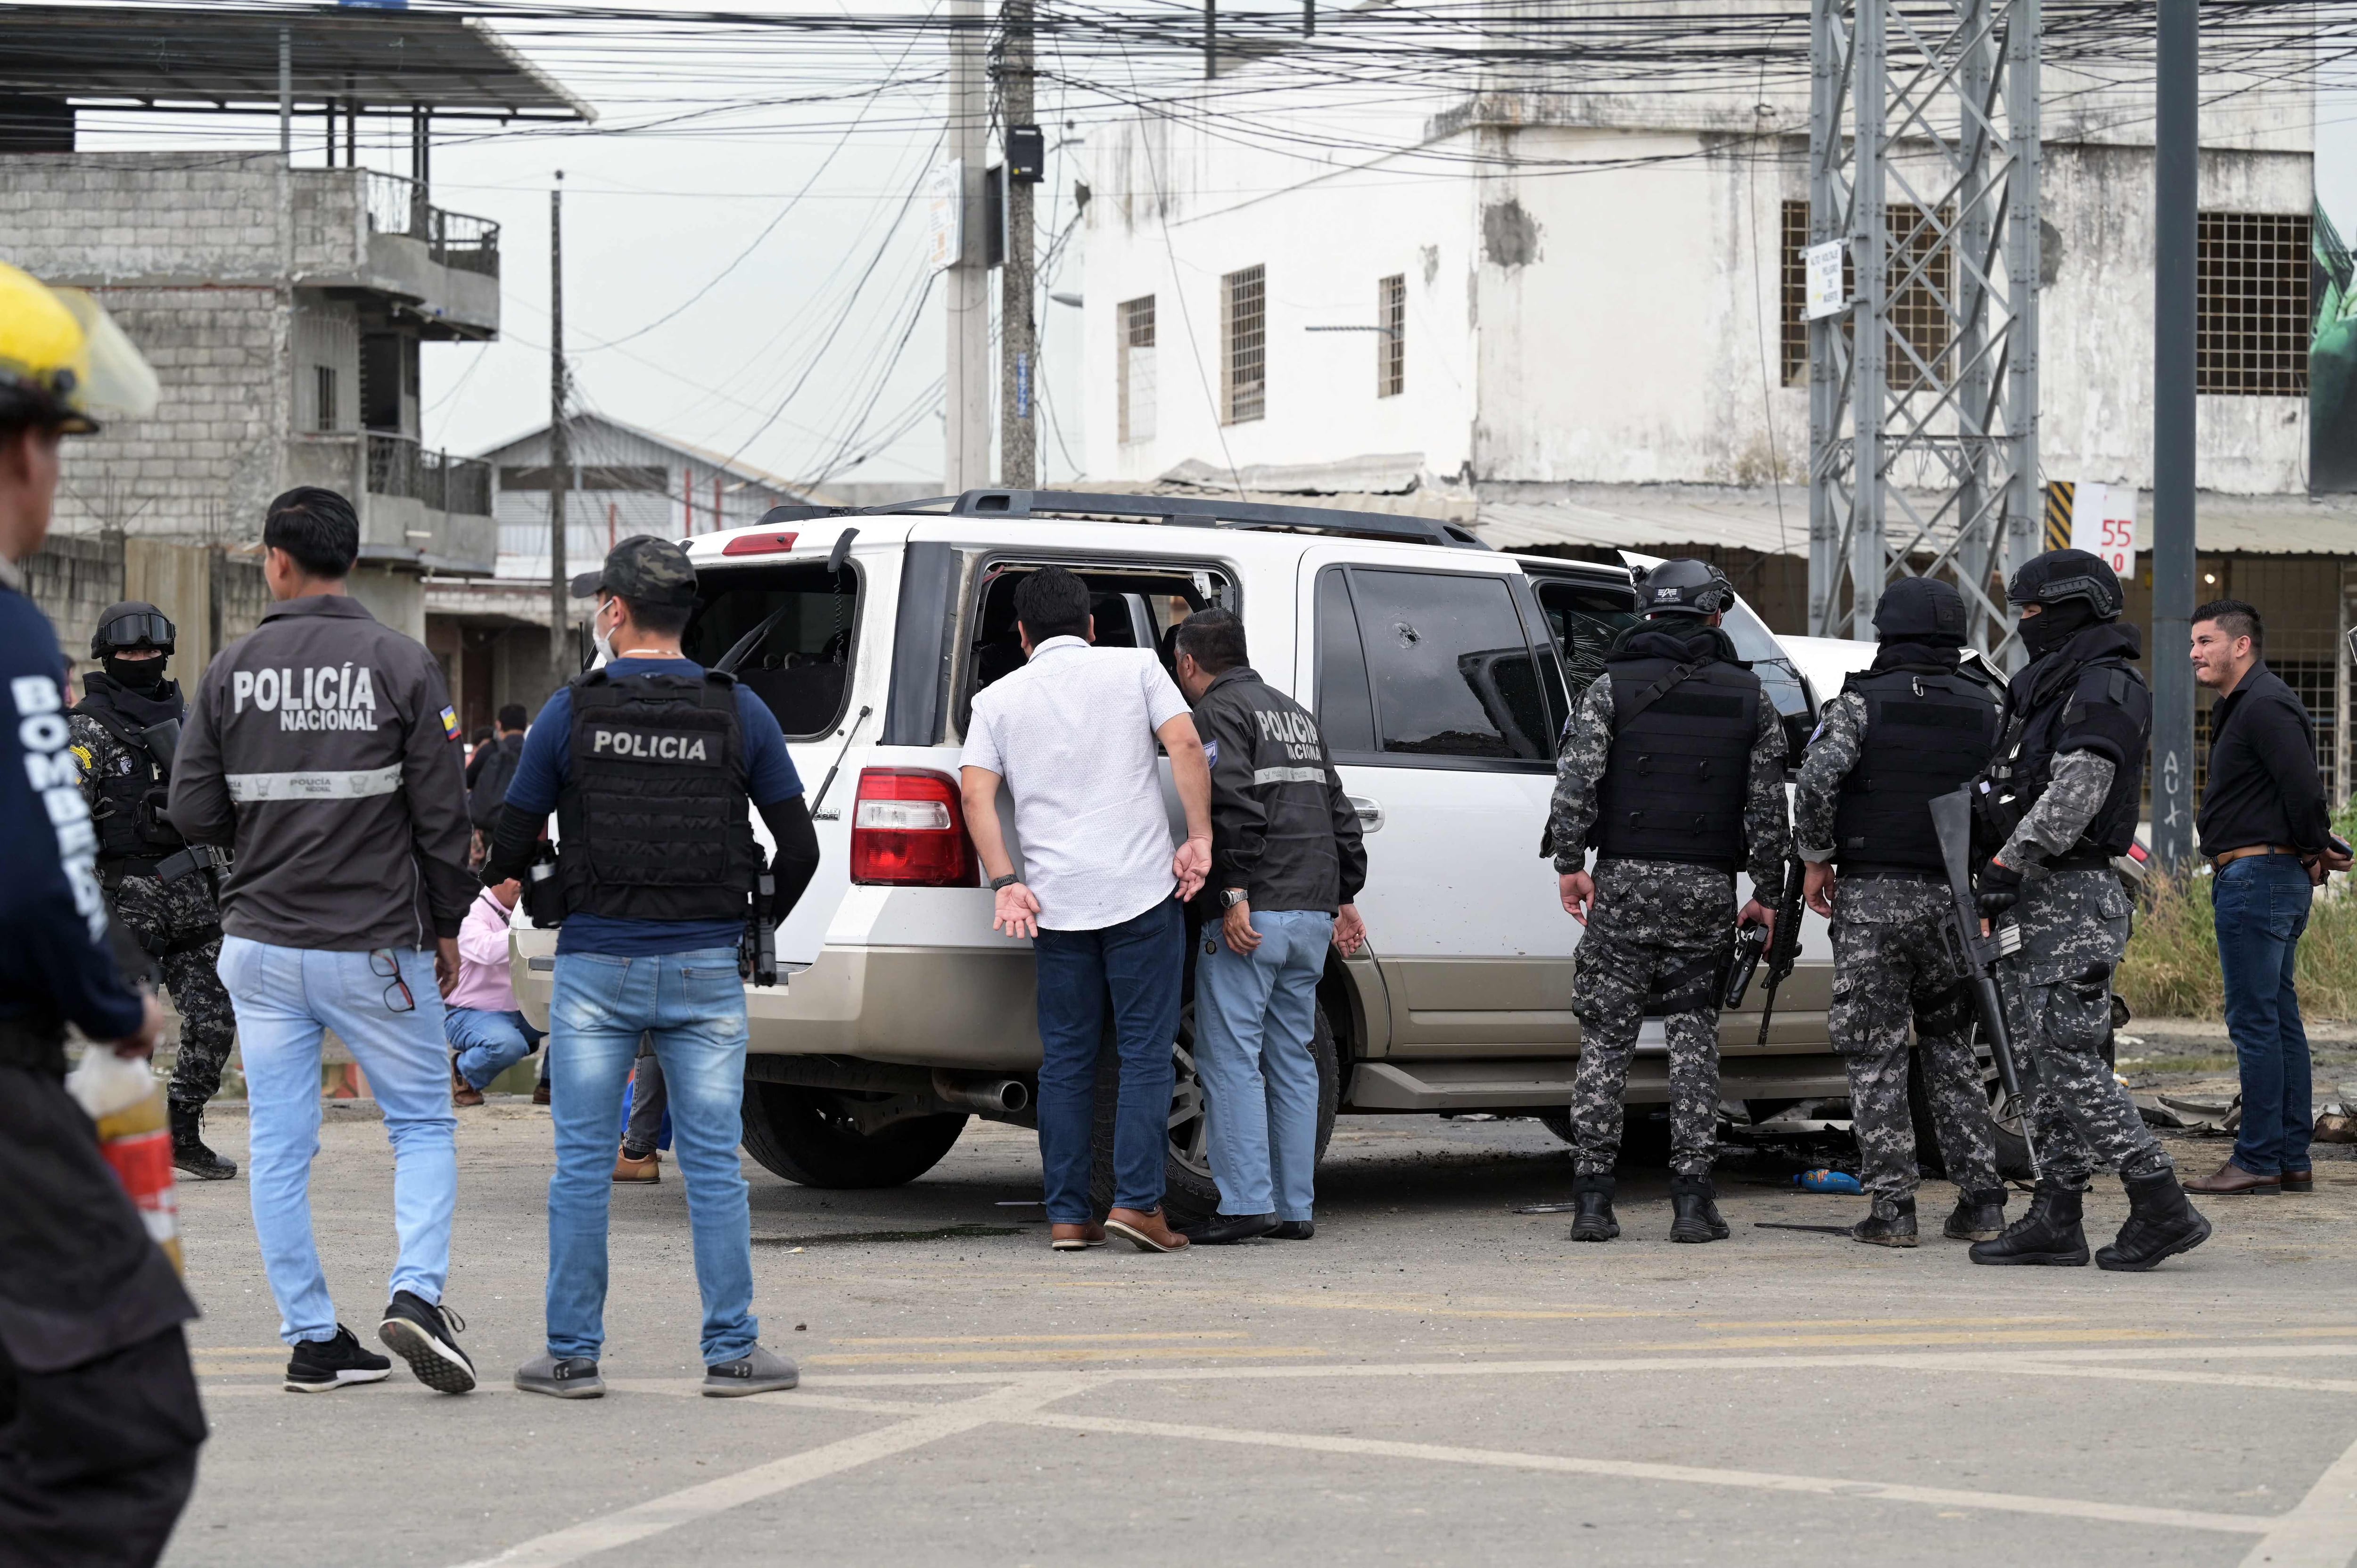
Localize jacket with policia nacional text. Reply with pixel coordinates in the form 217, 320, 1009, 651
167, 594, 475, 952
1193, 665, 1367, 916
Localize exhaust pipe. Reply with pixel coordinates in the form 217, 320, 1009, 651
930, 1071, 1030, 1116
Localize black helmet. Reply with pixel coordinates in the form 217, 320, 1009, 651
2005, 549, 2123, 621
1871, 576, 1967, 644
1632, 558, 1734, 618
91, 600, 175, 658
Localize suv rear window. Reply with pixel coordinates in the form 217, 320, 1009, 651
1530, 577, 1640, 706
680, 560, 859, 740
1317, 566, 1555, 765
956, 560, 1233, 734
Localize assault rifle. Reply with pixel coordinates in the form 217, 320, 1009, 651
741, 870, 779, 988
1930, 787, 2040, 1178
1753, 855, 1807, 1045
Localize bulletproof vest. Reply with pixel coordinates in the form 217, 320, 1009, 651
1985, 628, 2151, 859
1832, 665, 1999, 873
1591, 647, 1762, 870
556, 668, 762, 922
74, 676, 187, 863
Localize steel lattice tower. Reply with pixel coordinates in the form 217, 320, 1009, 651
1807, 0, 2043, 659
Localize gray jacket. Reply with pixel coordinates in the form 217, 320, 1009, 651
167, 595, 475, 951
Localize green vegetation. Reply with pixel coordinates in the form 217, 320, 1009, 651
2116, 867, 2357, 1022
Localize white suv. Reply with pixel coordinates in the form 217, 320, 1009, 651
511, 491, 1868, 1219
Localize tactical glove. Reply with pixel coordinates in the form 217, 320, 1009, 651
1976, 858, 2024, 921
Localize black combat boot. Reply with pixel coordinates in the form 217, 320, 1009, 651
1569, 1173, 1619, 1243
1942, 1187, 2008, 1242
2095, 1170, 2212, 1272
1851, 1195, 1919, 1247
171, 1101, 237, 1181
1667, 1173, 1730, 1243
1968, 1178, 2088, 1266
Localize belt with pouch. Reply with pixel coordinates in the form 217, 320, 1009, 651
2210, 844, 2299, 871
102, 844, 227, 888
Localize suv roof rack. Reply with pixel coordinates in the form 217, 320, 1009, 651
754, 489, 1489, 551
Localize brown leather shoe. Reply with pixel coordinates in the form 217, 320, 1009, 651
612, 1147, 660, 1183
2282, 1169, 2315, 1193
1103, 1207, 1190, 1253
1049, 1223, 1106, 1251
530, 1077, 551, 1107
451, 1065, 484, 1108
2181, 1159, 2280, 1195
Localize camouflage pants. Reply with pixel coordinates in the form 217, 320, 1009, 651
1567, 860, 1733, 1177
2000, 868, 2169, 1187
1828, 879, 2000, 1203
108, 870, 233, 1110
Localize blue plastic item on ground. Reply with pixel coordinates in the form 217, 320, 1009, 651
1796, 1168, 1863, 1193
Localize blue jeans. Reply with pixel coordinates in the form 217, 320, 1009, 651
547, 948, 755, 1366
2216, 854, 2315, 1176
1195, 909, 1331, 1221
446, 1005, 544, 1090
1033, 899, 1184, 1223
216, 936, 457, 1346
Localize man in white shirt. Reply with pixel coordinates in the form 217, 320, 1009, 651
961, 566, 1214, 1253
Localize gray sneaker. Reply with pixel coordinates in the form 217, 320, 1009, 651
513, 1353, 605, 1400
703, 1344, 799, 1397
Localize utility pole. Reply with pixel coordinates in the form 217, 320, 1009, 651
945, 0, 991, 492
2149, 0, 2198, 870
997, 0, 1036, 487
549, 171, 572, 689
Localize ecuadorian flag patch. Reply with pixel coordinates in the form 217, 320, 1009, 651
440, 706, 461, 741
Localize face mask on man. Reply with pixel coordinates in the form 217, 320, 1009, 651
592, 599, 618, 665
104, 653, 168, 691
2019, 600, 2099, 660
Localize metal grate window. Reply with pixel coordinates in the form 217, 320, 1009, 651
1118, 295, 1157, 444
2198, 212, 2312, 396
1222, 264, 1266, 425
1780, 199, 1952, 390
1377, 273, 1406, 397
313, 364, 338, 433
1780, 199, 1810, 386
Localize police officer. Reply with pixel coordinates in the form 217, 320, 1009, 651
0, 261, 205, 1566
1792, 576, 2007, 1247
69, 601, 239, 1180
1968, 549, 2211, 1271
481, 535, 819, 1399
1548, 558, 1790, 1244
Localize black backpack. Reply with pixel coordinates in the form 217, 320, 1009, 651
469, 736, 521, 831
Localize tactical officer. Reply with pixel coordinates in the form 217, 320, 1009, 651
0, 261, 204, 1567
1968, 549, 2211, 1271
1547, 558, 1789, 1244
1793, 576, 2007, 1247
69, 601, 239, 1179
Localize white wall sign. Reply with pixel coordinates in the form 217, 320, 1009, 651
1804, 240, 1846, 319
923, 160, 963, 274
2068, 481, 2138, 577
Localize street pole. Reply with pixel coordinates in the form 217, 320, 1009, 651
945, 0, 991, 493
998, 0, 1036, 487
550, 172, 572, 690
2149, 0, 2197, 870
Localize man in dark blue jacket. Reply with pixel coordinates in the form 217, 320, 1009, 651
0, 261, 203, 1568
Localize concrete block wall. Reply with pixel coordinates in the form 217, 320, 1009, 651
20, 533, 123, 665
0, 154, 364, 284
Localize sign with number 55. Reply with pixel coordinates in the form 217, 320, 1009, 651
2068, 481, 2138, 576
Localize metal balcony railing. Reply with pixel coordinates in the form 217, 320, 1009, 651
366, 433, 493, 516
363, 171, 502, 279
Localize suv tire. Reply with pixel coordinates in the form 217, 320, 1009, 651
1088, 996, 1339, 1225
739, 1082, 969, 1188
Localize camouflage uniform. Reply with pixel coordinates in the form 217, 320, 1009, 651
1993, 750, 2169, 1185
68, 713, 234, 1111
1549, 673, 1789, 1176
1794, 690, 2000, 1203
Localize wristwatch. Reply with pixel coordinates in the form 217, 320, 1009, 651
989, 873, 1022, 892
1220, 888, 1249, 909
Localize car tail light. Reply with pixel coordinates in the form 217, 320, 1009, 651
722, 531, 799, 557
850, 768, 975, 886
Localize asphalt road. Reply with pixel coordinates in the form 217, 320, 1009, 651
165, 1103, 2357, 1568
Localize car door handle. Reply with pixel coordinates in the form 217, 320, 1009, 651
1348, 795, 1384, 833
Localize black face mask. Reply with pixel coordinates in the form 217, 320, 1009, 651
104, 654, 169, 692
2019, 601, 2098, 660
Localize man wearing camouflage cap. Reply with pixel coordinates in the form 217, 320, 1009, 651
483, 534, 822, 1401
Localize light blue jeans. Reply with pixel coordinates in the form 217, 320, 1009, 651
1194, 909, 1331, 1222
547, 948, 755, 1366
216, 936, 457, 1346
446, 1005, 544, 1091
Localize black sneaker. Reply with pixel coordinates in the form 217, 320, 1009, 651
1269, 1220, 1316, 1240
283, 1325, 391, 1393
378, 1289, 478, 1394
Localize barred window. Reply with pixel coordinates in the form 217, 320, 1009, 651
1118, 295, 1156, 445
313, 364, 339, 433
1780, 199, 1953, 391
1377, 273, 1406, 397
1222, 264, 1266, 425
2198, 212, 2311, 396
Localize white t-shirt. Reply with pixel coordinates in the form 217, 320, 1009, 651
961, 636, 1192, 932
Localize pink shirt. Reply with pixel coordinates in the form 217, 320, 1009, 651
444, 888, 519, 1013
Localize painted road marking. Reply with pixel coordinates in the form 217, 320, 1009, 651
808, 1346, 1333, 1366
1672, 1328, 2185, 1351
1696, 1316, 2085, 1331
832, 1331, 1253, 1346
2237, 1427, 2357, 1568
